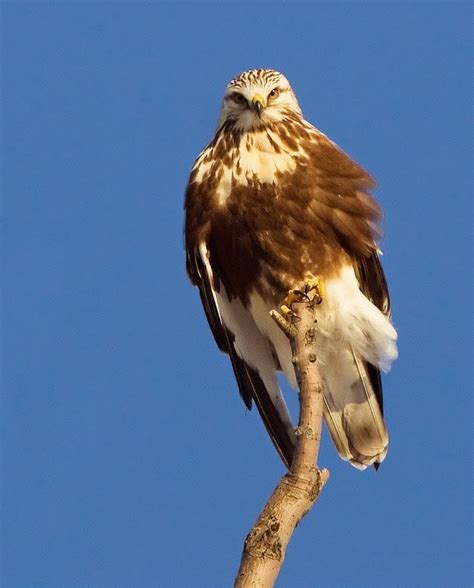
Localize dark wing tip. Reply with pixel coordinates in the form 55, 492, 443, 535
229, 352, 296, 469
189, 243, 296, 469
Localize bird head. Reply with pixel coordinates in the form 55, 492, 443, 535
217, 68, 302, 132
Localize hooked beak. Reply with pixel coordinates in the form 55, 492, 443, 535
251, 94, 266, 117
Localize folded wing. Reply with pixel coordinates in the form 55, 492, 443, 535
186, 242, 296, 467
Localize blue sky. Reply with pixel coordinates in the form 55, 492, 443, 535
2, 2, 472, 587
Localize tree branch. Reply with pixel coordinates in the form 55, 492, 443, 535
234, 295, 329, 588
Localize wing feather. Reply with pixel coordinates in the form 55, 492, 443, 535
187, 242, 296, 467
353, 251, 391, 415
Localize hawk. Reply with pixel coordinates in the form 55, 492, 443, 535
184, 69, 398, 470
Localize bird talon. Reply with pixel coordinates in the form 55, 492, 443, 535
282, 288, 309, 307
280, 305, 300, 322
292, 289, 310, 302
280, 278, 324, 323
303, 272, 325, 303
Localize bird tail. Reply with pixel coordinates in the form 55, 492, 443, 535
321, 346, 388, 469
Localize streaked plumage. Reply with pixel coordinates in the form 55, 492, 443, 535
184, 69, 398, 470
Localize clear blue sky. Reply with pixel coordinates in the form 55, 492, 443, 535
2, 2, 472, 587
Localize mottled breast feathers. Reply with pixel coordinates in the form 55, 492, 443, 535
185, 117, 381, 306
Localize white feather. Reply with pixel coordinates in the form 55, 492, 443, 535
249, 266, 397, 389
320, 266, 398, 372
198, 244, 294, 432
321, 347, 389, 468
247, 265, 397, 468
236, 132, 297, 184
248, 292, 298, 389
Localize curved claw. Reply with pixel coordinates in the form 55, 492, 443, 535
280, 305, 301, 322
303, 273, 325, 303
281, 288, 310, 310
292, 289, 311, 302
279, 276, 325, 324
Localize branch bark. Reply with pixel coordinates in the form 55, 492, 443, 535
234, 295, 329, 588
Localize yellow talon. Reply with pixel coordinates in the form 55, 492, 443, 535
283, 289, 303, 307
279, 274, 325, 322
280, 304, 292, 317
279, 304, 300, 322
280, 288, 310, 320
303, 272, 325, 302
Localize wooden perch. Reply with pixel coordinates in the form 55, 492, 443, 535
234, 294, 330, 588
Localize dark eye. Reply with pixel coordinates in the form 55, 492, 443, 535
268, 87, 280, 99
231, 92, 247, 105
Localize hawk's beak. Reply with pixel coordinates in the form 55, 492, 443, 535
251, 94, 266, 117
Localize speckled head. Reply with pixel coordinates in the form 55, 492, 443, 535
218, 68, 302, 131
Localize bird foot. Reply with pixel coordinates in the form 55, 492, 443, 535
279, 275, 325, 322
280, 289, 310, 322
279, 304, 301, 322
303, 272, 325, 304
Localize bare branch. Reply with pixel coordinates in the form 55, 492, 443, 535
234, 296, 329, 588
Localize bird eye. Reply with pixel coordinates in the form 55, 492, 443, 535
268, 87, 280, 99
231, 92, 247, 105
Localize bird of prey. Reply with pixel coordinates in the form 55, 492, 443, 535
184, 68, 398, 470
